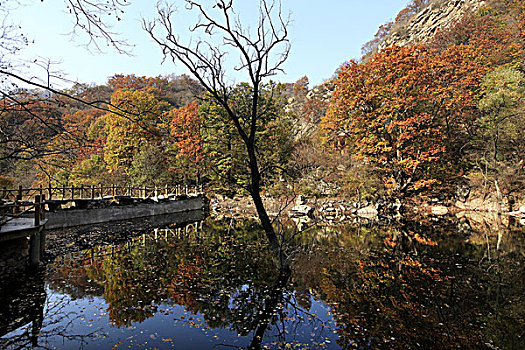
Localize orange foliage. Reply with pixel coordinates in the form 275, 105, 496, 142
168, 101, 206, 168
323, 45, 486, 191
108, 74, 160, 91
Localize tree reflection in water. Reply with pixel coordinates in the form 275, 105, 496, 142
0, 272, 101, 349
1, 215, 523, 349
44, 219, 336, 348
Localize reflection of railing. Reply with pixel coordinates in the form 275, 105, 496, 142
0, 195, 46, 228
54, 222, 203, 267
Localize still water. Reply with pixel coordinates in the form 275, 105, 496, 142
1, 214, 524, 349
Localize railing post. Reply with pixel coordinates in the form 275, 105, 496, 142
128, 185, 132, 196
112, 184, 116, 197
39, 194, 46, 257
14, 194, 20, 215
70, 185, 75, 201
99, 183, 103, 198
40, 194, 45, 220
91, 185, 95, 200
34, 195, 41, 226
62, 185, 66, 200
29, 195, 42, 267
13, 185, 23, 214
185, 185, 188, 196
143, 185, 147, 199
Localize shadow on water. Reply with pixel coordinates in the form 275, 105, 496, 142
0, 210, 524, 349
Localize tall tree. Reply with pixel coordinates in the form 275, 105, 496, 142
104, 89, 164, 177
321, 45, 486, 193
199, 83, 293, 197
167, 100, 206, 185
144, 0, 291, 254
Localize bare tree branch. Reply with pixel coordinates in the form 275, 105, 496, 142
144, 0, 291, 255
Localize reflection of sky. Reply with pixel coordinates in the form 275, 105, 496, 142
3, 285, 340, 349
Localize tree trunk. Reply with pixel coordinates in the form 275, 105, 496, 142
246, 143, 280, 253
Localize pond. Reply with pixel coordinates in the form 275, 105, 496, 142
1, 213, 524, 349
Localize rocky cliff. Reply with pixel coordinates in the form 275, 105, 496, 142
290, 0, 487, 127
378, 0, 486, 50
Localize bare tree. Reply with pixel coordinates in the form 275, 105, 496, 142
144, 0, 290, 253
63, 0, 132, 54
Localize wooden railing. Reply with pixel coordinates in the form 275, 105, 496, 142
0, 184, 203, 203
0, 184, 204, 228
0, 194, 46, 228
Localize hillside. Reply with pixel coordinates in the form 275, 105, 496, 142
293, 0, 489, 130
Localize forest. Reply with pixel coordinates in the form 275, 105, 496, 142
1, 1, 525, 349
1, 0, 524, 207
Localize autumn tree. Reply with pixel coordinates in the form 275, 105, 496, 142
322, 45, 487, 193
104, 89, 165, 181
166, 100, 206, 185
144, 0, 291, 254
35, 108, 105, 185
0, 0, 132, 186
430, 8, 523, 68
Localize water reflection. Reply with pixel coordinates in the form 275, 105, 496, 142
0, 273, 45, 348
0, 214, 523, 349
293, 215, 525, 349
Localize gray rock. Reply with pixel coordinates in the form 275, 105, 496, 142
295, 195, 307, 205
291, 205, 314, 216
431, 205, 449, 216
357, 205, 378, 218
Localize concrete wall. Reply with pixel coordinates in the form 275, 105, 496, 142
0, 237, 29, 276
45, 195, 208, 230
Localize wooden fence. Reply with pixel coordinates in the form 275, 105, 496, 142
0, 184, 203, 203
0, 184, 203, 228
0, 195, 45, 227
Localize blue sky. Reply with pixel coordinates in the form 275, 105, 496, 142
10, 1, 410, 88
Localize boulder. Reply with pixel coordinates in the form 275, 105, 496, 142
431, 205, 449, 216
295, 195, 307, 205
291, 205, 314, 216
357, 205, 378, 218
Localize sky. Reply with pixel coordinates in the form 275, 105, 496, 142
8, 1, 410, 89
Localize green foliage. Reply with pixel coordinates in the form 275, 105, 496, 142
199, 82, 294, 197
478, 66, 525, 161
128, 143, 172, 187
104, 89, 165, 176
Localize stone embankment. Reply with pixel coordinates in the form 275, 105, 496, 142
210, 193, 525, 229
43, 194, 208, 229
210, 195, 404, 228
